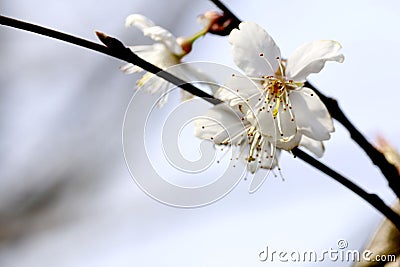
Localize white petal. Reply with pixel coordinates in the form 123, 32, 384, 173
131, 44, 180, 69
138, 74, 168, 93
142, 26, 183, 55
135, 74, 171, 107
120, 63, 143, 74
127, 45, 157, 54
289, 87, 334, 141
157, 92, 169, 107
277, 108, 297, 140
299, 135, 325, 157
125, 14, 155, 30
276, 131, 301, 151
180, 90, 193, 102
194, 103, 245, 145
216, 76, 263, 116
222, 75, 261, 100
215, 78, 245, 103
253, 109, 275, 138
228, 22, 281, 77
125, 14, 183, 56
286, 40, 344, 82
137, 73, 166, 94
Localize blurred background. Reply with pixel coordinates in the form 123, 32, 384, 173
1, 0, 400, 266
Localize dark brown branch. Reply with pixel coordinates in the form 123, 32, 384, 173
292, 148, 400, 231
305, 81, 400, 199
1, 15, 112, 56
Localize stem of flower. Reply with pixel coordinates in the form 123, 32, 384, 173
292, 147, 400, 231
209, 0, 400, 201
1, 15, 398, 228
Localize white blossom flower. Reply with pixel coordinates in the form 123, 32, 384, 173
195, 21, 344, 175
121, 14, 207, 106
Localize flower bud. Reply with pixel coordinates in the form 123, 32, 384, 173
176, 36, 193, 55
198, 11, 235, 36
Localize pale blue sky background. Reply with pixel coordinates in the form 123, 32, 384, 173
1, 1, 399, 266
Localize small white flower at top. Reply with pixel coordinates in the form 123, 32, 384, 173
195, 21, 344, 175
121, 14, 208, 106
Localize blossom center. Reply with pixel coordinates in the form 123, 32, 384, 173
256, 56, 302, 119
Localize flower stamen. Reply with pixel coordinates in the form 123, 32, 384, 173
276, 56, 285, 78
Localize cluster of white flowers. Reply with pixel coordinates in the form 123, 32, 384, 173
123, 15, 344, 174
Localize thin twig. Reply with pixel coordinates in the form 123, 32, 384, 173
292, 148, 400, 231
0, 16, 111, 57
305, 81, 400, 199
1, 15, 399, 228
